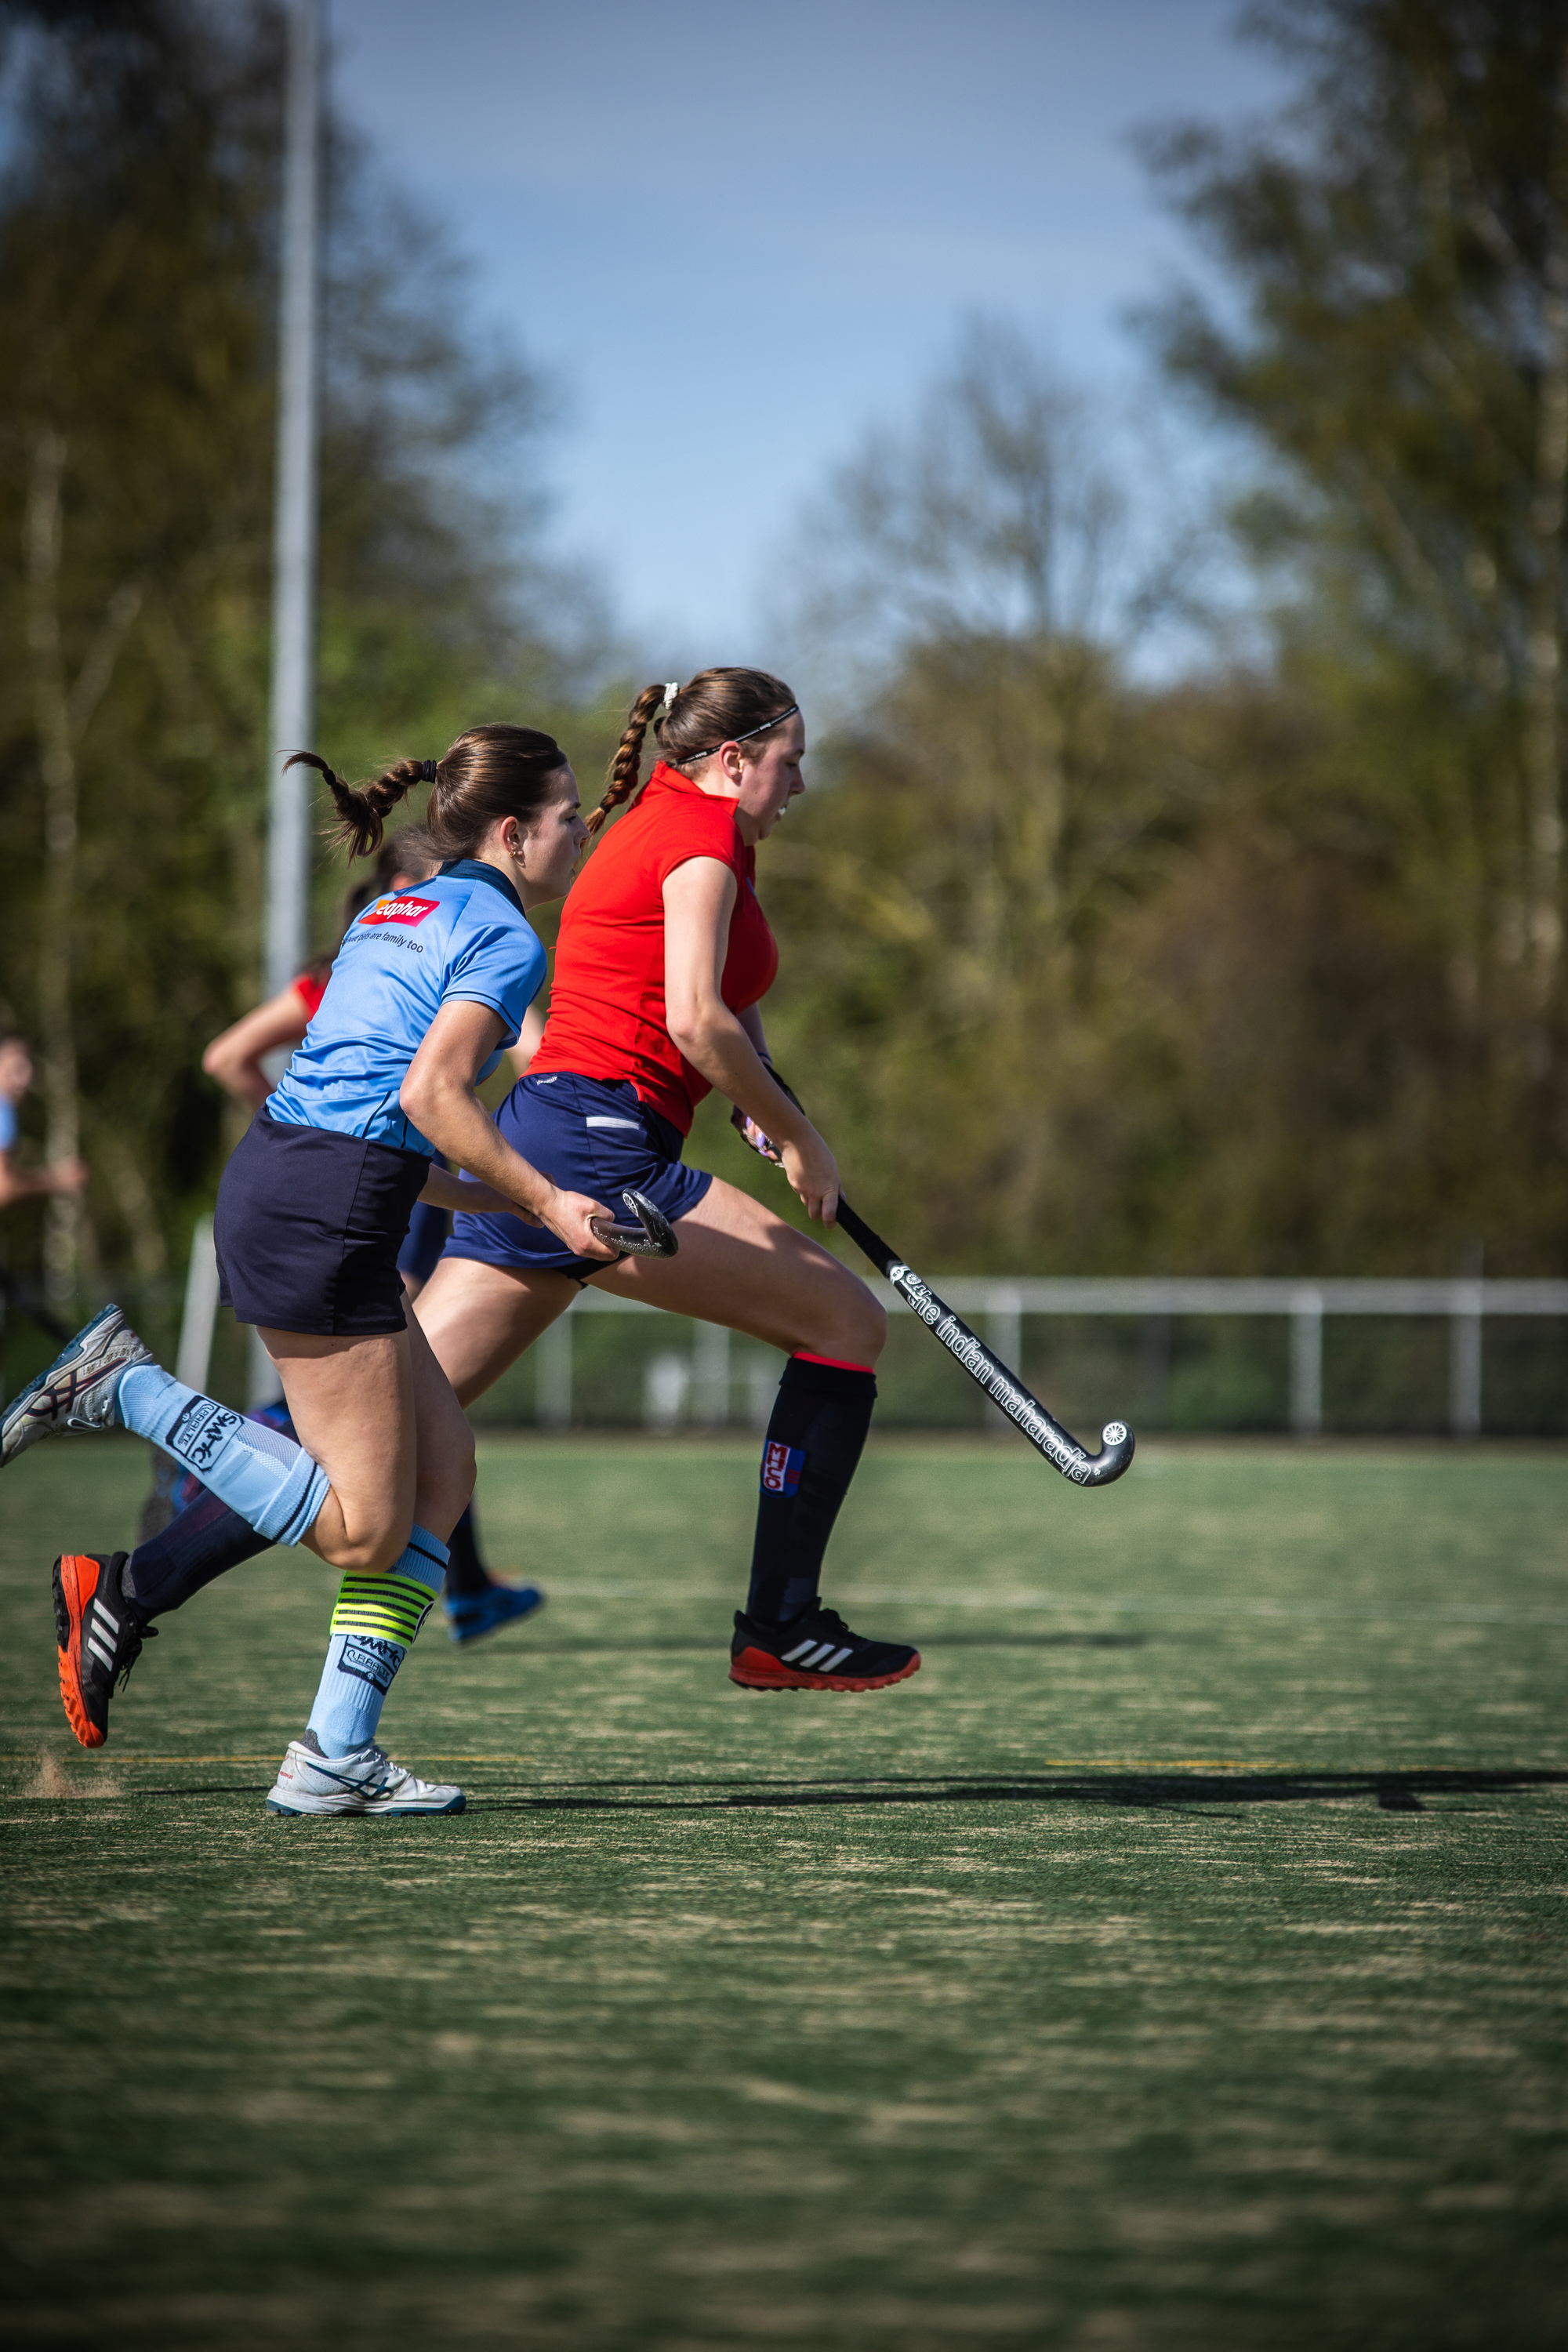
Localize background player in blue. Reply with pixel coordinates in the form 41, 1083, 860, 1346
0, 1031, 87, 1352
4, 725, 616, 1816
0, 1031, 87, 1217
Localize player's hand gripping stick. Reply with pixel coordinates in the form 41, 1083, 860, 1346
589, 1188, 679, 1258
746, 1080, 1134, 1487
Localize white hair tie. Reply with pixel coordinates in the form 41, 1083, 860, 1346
662, 681, 680, 713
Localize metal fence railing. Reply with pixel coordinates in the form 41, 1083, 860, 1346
535, 1275, 1568, 1439
62, 1232, 1566, 1439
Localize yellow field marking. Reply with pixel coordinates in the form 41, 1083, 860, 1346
1038, 1756, 1280, 1770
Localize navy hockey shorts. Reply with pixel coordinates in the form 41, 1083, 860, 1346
397, 1199, 451, 1285
214, 1109, 429, 1337
445, 1071, 713, 1281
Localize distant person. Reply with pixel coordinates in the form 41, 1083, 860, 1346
0, 1033, 88, 1215
0, 1033, 87, 1352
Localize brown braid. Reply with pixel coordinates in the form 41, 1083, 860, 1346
586, 681, 666, 837
586, 669, 799, 840
303, 724, 568, 862
293, 750, 426, 862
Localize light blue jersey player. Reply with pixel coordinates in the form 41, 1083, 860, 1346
12, 727, 615, 1815
268, 858, 545, 1152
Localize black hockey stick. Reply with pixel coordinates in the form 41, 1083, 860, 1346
744, 1083, 1134, 1487
833, 1197, 1134, 1486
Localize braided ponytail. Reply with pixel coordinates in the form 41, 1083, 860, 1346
292, 750, 426, 861
587, 670, 796, 837
586, 681, 667, 837
301, 726, 567, 864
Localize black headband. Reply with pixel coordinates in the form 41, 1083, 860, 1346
685, 703, 800, 760
419, 759, 437, 783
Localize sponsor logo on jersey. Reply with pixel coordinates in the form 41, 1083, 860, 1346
165, 1396, 242, 1470
760, 1439, 804, 1497
360, 895, 439, 927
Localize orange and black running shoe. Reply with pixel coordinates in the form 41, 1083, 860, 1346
52, 1553, 154, 1749
729, 1604, 920, 1693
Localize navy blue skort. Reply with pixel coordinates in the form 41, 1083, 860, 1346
445, 1071, 713, 1279
397, 1199, 451, 1285
214, 1109, 430, 1337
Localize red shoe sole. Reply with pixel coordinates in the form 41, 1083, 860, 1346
728, 1645, 921, 1693
55, 1554, 107, 1750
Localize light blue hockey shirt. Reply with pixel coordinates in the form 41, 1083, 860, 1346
267, 858, 545, 1156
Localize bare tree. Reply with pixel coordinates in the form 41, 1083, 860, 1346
22, 426, 142, 1295
778, 318, 1203, 710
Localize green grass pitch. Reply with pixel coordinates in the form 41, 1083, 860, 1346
2, 1433, 1565, 2350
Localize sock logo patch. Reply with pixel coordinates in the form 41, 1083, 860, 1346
760, 1441, 804, 1497
165, 1396, 242, 1470
339, 1635, 405, 1692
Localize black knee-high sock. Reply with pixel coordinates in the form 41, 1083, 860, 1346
747, 1356, 877, 1625
441, 1501, 492, 1599
121, 1488, 271, 1619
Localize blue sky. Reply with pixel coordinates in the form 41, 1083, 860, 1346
328, 0, 1289, 671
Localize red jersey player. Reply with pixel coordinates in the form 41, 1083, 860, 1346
416, 667, 920, 1694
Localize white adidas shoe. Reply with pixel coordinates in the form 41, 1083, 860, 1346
265, 1737, 466, 1817
2, 1305, 154, 1466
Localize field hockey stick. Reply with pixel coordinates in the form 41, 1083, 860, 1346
590, 1189, 678, 1258
748, 1080, 1134, 1487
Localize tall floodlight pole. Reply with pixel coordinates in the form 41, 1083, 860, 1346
263, 0, 322, 999
251, 0, 321, 1403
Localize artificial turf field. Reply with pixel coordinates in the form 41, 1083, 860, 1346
2, 1435, 1566, 2350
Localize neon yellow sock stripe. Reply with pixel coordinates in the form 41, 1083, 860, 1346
330, 1572, 434, 1644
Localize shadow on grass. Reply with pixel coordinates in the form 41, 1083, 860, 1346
125, 1765, 1567, 1813
508, 1632, 1147, 1654
470, 1766, 1566, 1817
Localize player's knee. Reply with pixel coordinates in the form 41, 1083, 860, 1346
826, 1283, 886, 1367
321, 1521, 409, 1577
859, 1291, 888, 1365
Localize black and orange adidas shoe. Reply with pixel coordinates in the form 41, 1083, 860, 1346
52, 1553, 154, 1749
729, 1604, 920, 1693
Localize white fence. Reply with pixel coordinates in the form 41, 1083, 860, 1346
544, 1275, 1568, 1439
165, 1222, 1568, 1436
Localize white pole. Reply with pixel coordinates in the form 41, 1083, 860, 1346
987, 1286, 1022, 1432
263, 0, 322, 1001
175, 1217, 220, 1394
1449, 1280, 1483, 1439
692, 1321, 731, 1427
251, 0, 321, 1409
537, 1312, 574, 1429
1289, 1287, 1323, 1437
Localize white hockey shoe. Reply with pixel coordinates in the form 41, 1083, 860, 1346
265, 1735, 466, 1817
2, 1305, 154, 1466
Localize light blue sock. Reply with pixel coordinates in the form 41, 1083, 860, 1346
307, 1527, 449, 1757
115, 1363, 328, 1545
